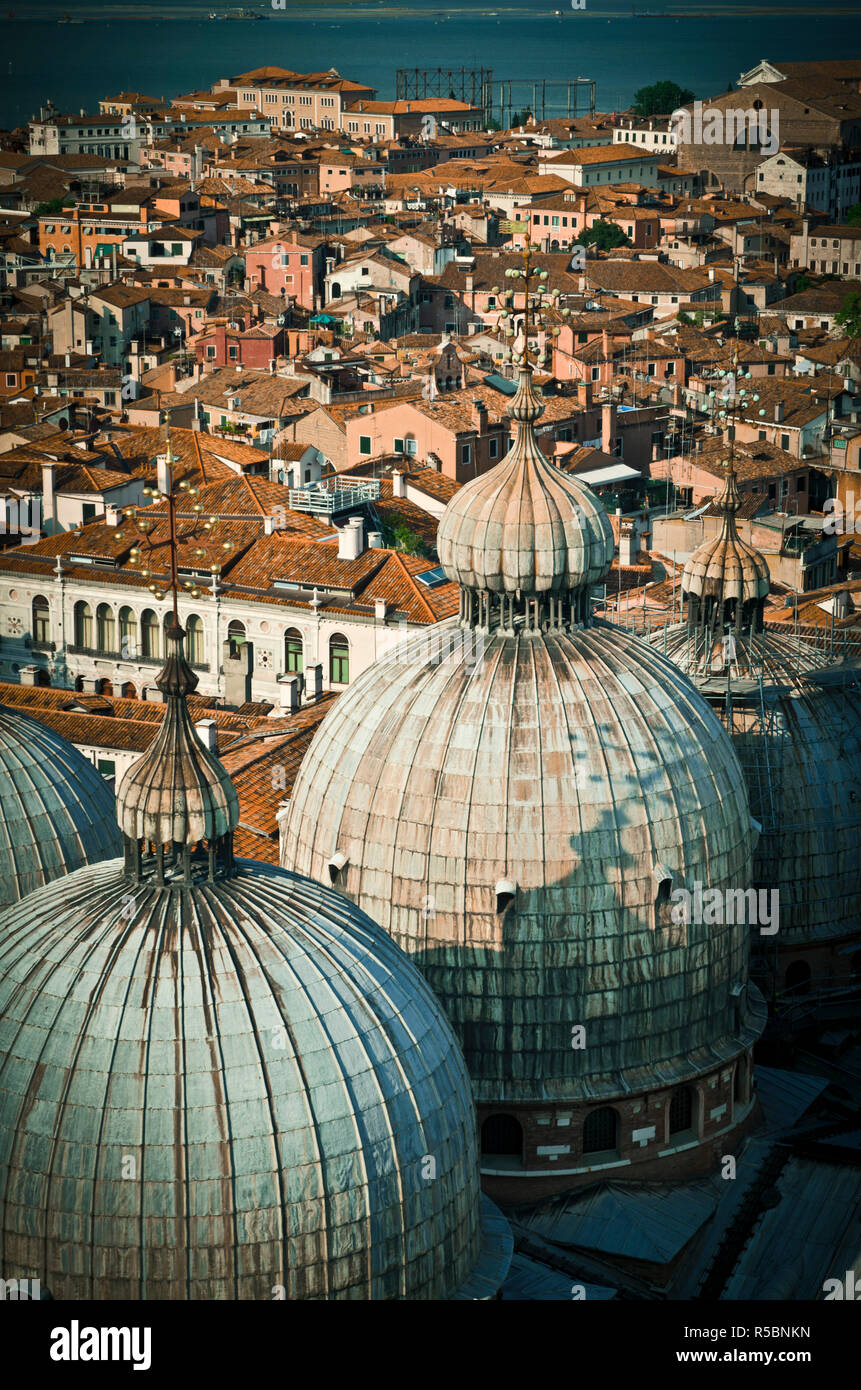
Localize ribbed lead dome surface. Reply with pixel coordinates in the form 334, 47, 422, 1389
0, 858, 487, 1300
282, 623, 761, 1103
0, 705, 121, 908
655, 625, 861, 944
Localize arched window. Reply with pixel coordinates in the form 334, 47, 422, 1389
74, 600, 93, 648
186, 614, 204, 666
480, 1113, 523, 1160
284, 627, 303, 674
785, 960, 811, 996
121, 681, 137, 699
32, 595, 50, 644
96, 603, 115, 653
329, 632, 349, 684
141, 608, 159, 659
668, 1086, 695, 1138
227, 618, 246, 651
582, 1106, 619, 1156
118, 606, 137, 659
330, 281, 341, 300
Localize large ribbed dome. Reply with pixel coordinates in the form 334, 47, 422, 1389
0, 615, 511, 1301
0, 857, 504, 1300
437, 369, 614, 596
0, 704, 121, 907
281, 623, 762, 1102
283, 286, 762, 1111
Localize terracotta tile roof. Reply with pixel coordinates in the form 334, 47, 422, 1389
221, 695, 338, 861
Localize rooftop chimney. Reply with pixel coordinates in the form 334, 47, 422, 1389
41, 460, 56, 527
195, 718, 218, 752
774, 400, 785, 423
392, 470, 405, 498
337, 514, 364, 560
156, 451, 172, 494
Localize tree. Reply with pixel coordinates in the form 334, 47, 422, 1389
835, 289, 861, 338
381, 514, 431, 559
34, 197, 66, 215
580, 220, 631, 252
846, 203, 861, 227
632, 80, 695, 118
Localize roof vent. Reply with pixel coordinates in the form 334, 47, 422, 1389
327, 850, 349, 885
495, 878, 516, 914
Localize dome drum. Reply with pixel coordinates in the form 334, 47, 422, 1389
475, 1041, 763, 1201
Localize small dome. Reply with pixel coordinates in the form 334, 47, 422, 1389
437, 369, 614, 596
0, 858, 506, 1299
116, 617, 238, 847
682, 465, 770, 608
0, 704, 120, 907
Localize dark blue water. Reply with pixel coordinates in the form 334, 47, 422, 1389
2, 0, 859, 129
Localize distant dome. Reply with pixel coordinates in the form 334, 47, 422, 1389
0, 857, 502, 1300
437, 369, 614, 599
654, 618, 861, 950
682, 464, 770, 624
0, 704, 120, 908
656, 464, 861, 961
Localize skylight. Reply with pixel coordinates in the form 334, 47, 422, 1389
416, 566, 447, 588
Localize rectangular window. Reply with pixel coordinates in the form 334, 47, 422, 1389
206, 345, 216, 359
359, 435, 371, 455
393, 437, 404, 454
489, 438, 498, 458
780, 433, 790, 451
461, 443, 471, 465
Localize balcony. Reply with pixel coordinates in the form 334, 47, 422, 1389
288, 477, 381, 515
68, 643, 208, 671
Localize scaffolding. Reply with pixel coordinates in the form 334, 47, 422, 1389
394, 68, 596, 128
396, 67, 494, 125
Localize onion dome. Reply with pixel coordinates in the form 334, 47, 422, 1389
0, 619, 511, 1301
682, 463, 771, 634
282, 622, 762, 1105
437, 368, 614, 626
0, 704, 120, 907
116, 616, 239, 880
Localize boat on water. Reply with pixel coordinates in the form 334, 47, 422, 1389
58, 12, 84, 21
212, 7, 268, 18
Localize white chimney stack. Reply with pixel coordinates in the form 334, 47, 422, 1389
392, 470, 405, 498
105, 504, 121, 527
41, 461, 56, 527
156, 452, 172, 494
195, 718, 218, 751
337, 515, 364, 561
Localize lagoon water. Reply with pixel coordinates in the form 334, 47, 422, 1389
1, 0, 859, 130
